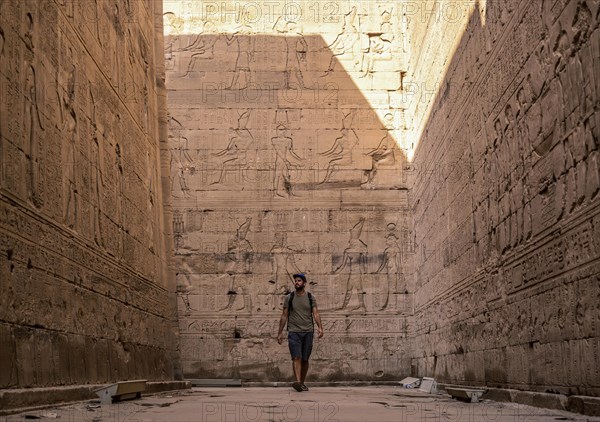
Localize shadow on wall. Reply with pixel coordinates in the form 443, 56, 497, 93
411, 0, 600, 397
163, 34, 410, 197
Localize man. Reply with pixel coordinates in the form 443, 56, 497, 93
277, 274, 324, 392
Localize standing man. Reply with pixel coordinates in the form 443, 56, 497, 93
277, 274, 324, 392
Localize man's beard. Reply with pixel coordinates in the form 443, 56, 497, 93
295, 285, 304, 292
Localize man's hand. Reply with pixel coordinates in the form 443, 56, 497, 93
317, 327, 324, 338
277, 308, 288, 345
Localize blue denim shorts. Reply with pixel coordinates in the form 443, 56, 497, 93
288, 332, 314, 361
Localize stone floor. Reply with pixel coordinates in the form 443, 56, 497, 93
3, 386, 600, 422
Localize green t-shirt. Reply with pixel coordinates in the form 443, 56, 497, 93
284, 292, 316, 332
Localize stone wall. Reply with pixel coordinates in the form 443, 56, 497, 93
411, 0, 600, 396
0, 0, 178, 388
164, 0, 414, 381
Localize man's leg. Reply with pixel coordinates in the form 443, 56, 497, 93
291, 357, 303, 391
300, 360, 309, 383
292, 358, 302, 383
300, 332, 314, 390
288, 333, 304, 392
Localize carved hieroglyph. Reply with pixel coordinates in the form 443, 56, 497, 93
164, 0, 413, 381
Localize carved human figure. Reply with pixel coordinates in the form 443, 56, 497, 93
90, 89, 105, 248
59, 68, 78, 230
335, 218, 368, 311
362, 131, 396, 186
222, 218, 254, 312
163, 11, 184, 35
491, 118, 503, 200
176, 260, 195, 313
23, 12, 33, 51
23, 13, 44, 208
146, 151, 156, 252
212, 110, 255, 184
269, 232, 304, 307
182, 21, 219, 76
274, 17, 309, 89
181, 20, 217, 52
91, 0, 101, 43
126, 26, 139, 68
319, 111, 359, 184
98, 3, 117, 86
271, 124, 303, 197
376, 226, 405, 310
169, 118, 194, 197
225, 21, 254, 90
360, 8, 394, 78
322, 6, 361, 76
504, 104, 518, 180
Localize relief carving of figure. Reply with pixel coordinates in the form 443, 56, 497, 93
491, 118, 503, 202
90, 89, 105, 248
360, 8, 394, 78
212, 110, 255, 185
163, 11, 184, 35
516, 85, 532, 174
319, 111, 359, 184
375, 223, 405, 310
59, 63, 78, 230
274, 17, 310, 89
322, 6, 362, 76
271, 124, 303, 197
222, 218, 254, 312
182, 21, 219, 77
23, 13, 44, 208
169, 117, 194, 198
269, 232, 304, 308
181, 20, 218, 52
225, 19, 255, 90
503, 104, 518, 182
146, 151, 156, 252
335, 217, 368, 312
176, 260, 195, 314
362, 130, 396, 187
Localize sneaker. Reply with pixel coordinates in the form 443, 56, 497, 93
292, 382, 303, 392
301, 384, 309, 391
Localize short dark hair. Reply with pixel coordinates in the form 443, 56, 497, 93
292, 273, 306, 282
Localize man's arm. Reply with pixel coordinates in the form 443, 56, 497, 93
313, 306, 324, 338
277, 307, 289, 344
